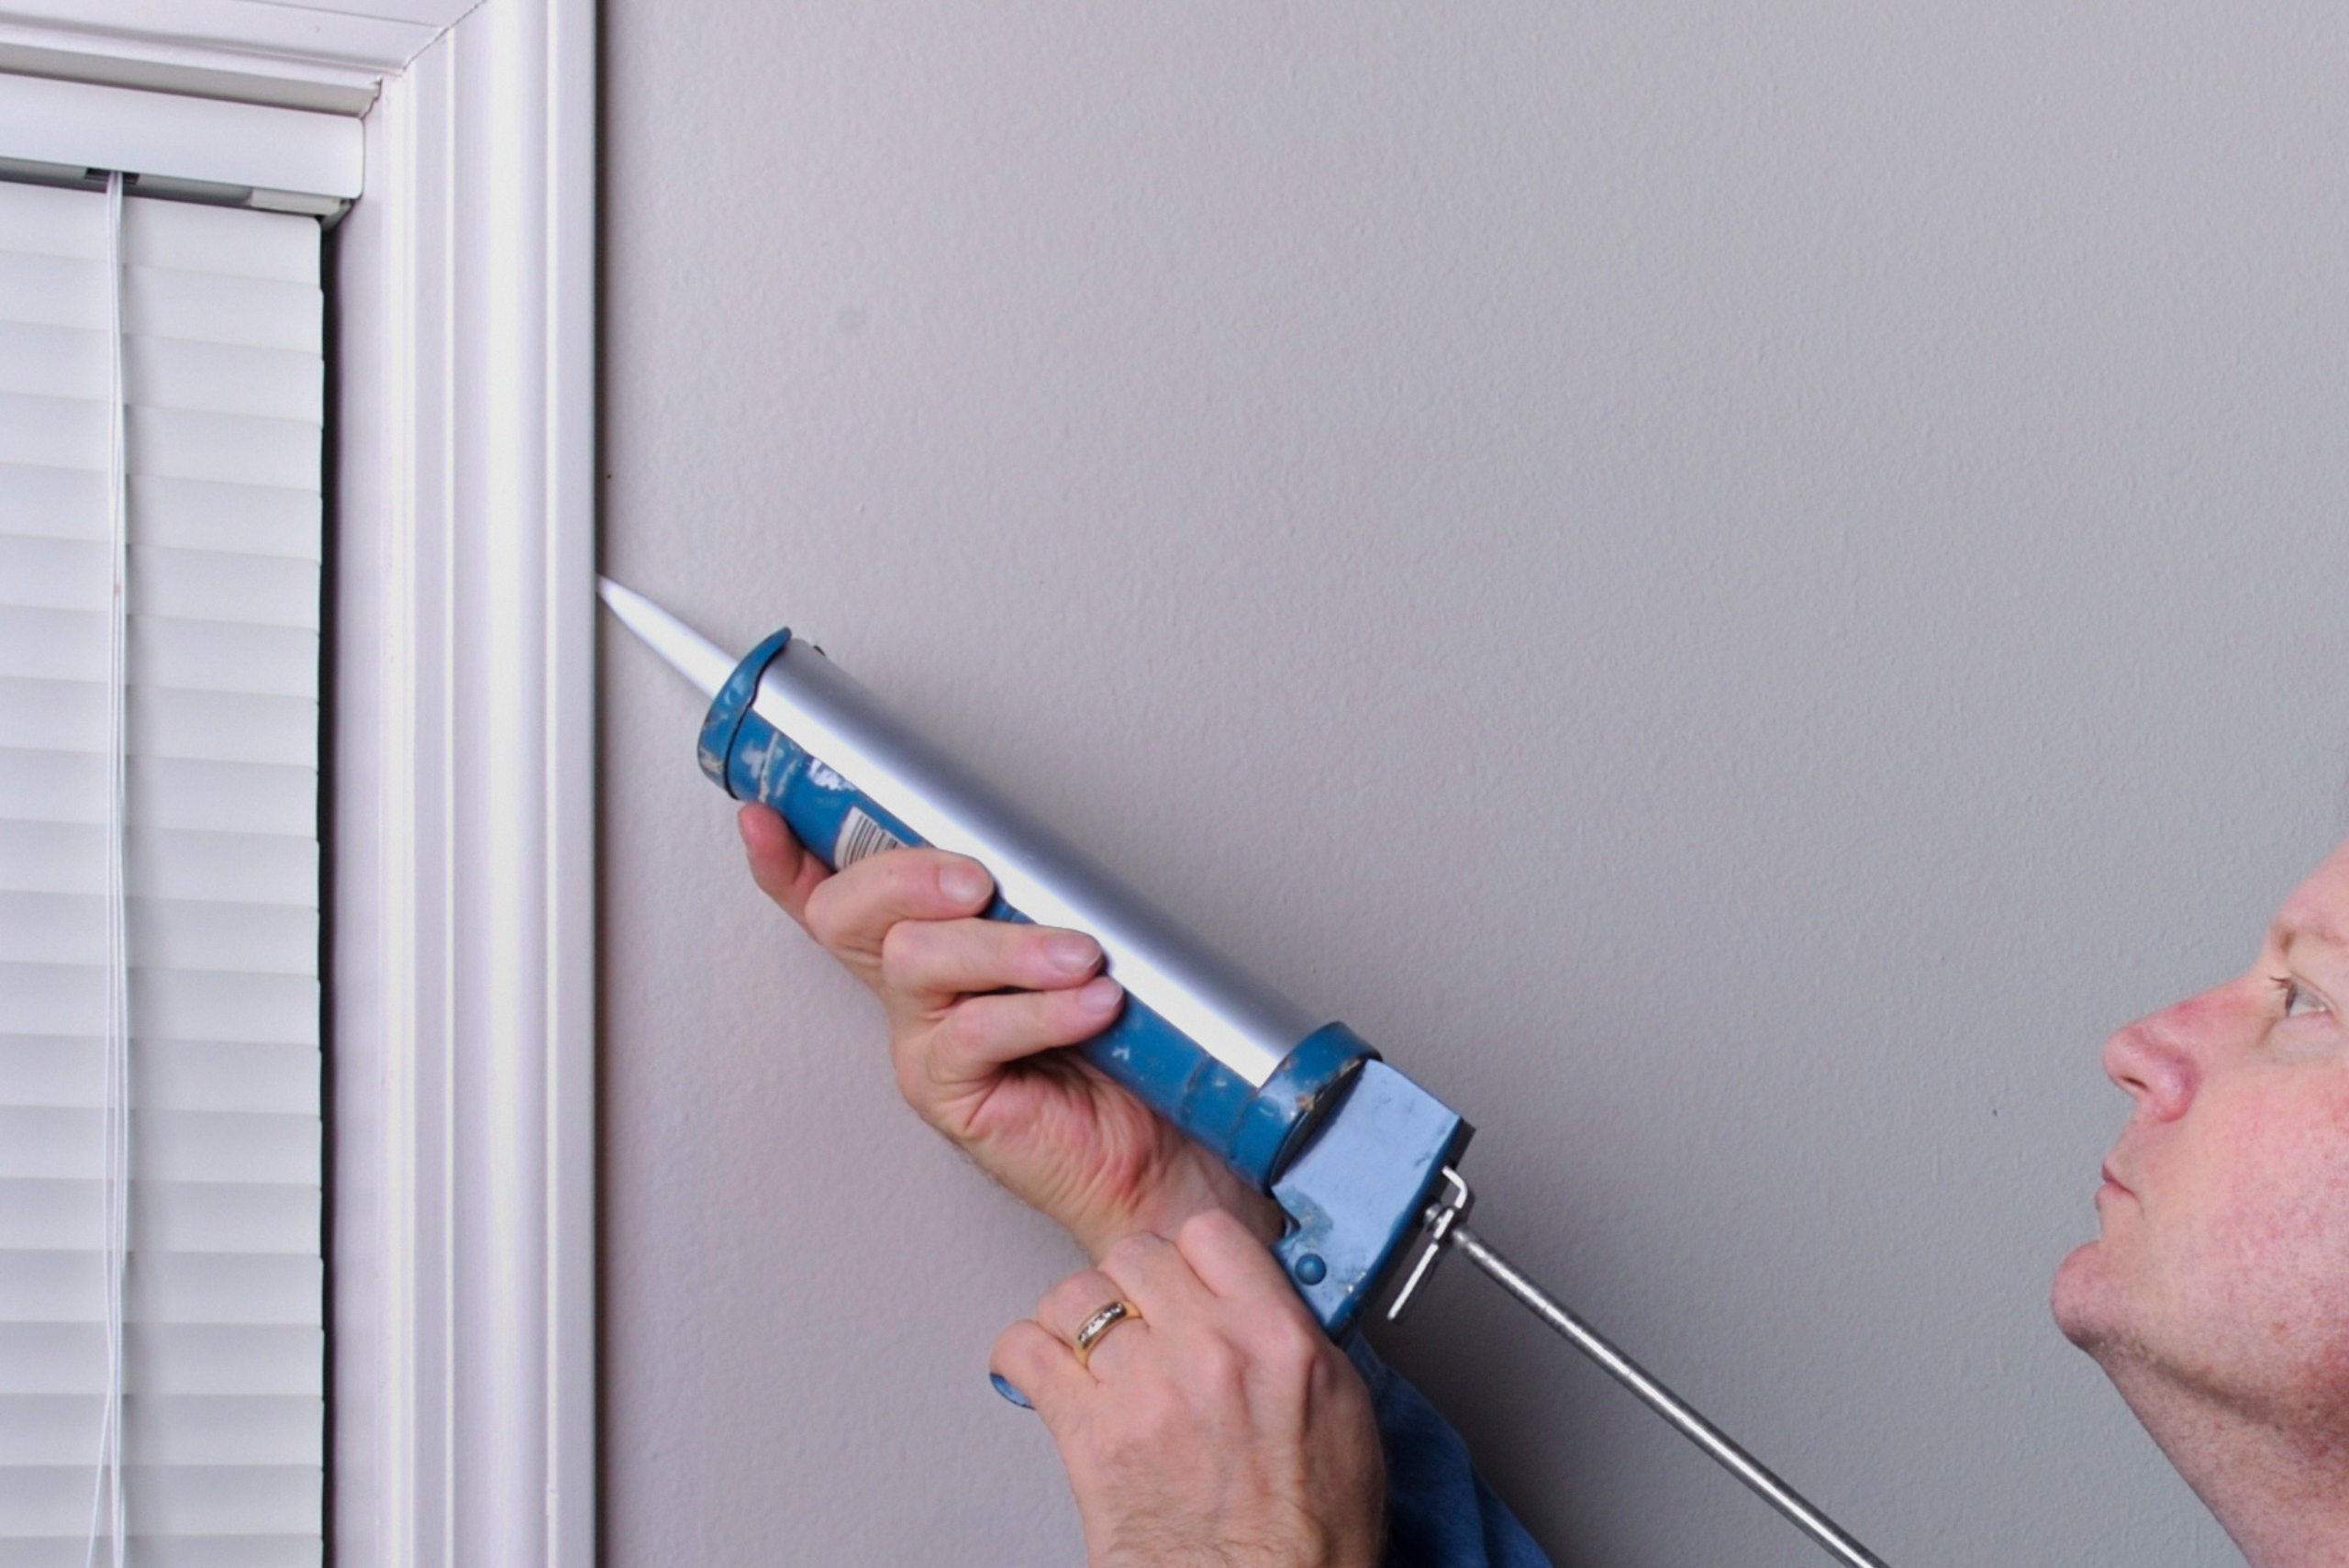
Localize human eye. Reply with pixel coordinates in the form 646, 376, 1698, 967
2277, 977, 2331, 1019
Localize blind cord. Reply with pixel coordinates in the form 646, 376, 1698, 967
83, 167, 132, 1568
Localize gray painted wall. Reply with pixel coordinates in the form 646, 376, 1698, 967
597, 5, 2349, 1563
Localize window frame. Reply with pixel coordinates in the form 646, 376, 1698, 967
329, 8, 597, 1566
0, 6, 598, 1565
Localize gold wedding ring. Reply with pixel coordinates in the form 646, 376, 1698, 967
1071, 1298, 1142, 1370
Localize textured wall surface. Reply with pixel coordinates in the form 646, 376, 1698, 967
597, 5, 2349, 1562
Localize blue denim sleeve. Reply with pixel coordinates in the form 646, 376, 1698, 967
1346, 1337, 1555, 1568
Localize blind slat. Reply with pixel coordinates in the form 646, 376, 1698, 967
122, 201, 321, 286
0, 1396, 322, 1462
0, 261, 322, 354
0, 470, 320, 561
0, 328, 322, 422
0, 1180, 320, 1255
0, 182, 106, 257
0, 681, 320, 764
126, 407, 320, 491
0, 538, 319, 629
0, 1466, 322, 1537
0, 1324, 324, 1396
0, 897, 317, 973
0, 1110, 318, 1184
0, 966, 318, 1045
0, 390, 105, 469
0, 612, 319, 698
0, 751, 317, 836
0, 825, 319, 905
121, 271, 324, 358
0, 1255, 322, 1327
0, 252, 106, 330
0, 1042, 322, 1115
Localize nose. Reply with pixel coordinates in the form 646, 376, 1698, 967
2100, 985, 2223, 1122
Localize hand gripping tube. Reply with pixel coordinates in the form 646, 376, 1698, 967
698, 627, 1472, 1335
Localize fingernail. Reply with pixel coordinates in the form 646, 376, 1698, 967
1075, 975, 1121, 1013
1045, 933, 1098, 974
939, 862, 988, 905
989, 1373, 1033, 1410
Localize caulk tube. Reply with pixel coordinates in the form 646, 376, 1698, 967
699, 627, 1471, 1334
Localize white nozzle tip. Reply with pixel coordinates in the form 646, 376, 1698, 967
598, 574, 652, 616
596, 575, 739, 698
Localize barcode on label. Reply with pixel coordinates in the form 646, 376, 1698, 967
833, 807, 907, 868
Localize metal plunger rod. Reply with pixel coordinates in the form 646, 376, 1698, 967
1446, 1224, 1891, 1568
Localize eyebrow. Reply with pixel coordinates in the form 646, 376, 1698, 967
2276, 912, 2349, 963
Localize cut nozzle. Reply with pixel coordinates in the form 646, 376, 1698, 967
598, 576, 737, 698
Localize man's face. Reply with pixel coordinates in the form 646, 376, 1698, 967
2053, 838, 2349, 1431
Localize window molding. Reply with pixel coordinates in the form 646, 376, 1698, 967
6, 3, 606, 1568
2, 1, 599, 1562
329, 5, 597, 1566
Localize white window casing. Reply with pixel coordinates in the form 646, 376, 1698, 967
328, 7, 598, 1566
0, 2, 598, 1562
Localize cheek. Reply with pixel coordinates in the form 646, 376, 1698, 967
2191, 1086, 2349, 1318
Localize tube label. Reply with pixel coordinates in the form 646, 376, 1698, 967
834, 806, 907, 868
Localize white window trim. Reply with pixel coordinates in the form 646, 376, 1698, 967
331, 7, 596, 1566
1, 5, 598, 1564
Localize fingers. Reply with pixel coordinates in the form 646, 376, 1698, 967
924, 980, 1123, 1083
1036, 1265, 1131, 1339
796, 842, 994, 968
740, 806, 1121, 1030
748, 810, 1008, 990
736, 805, 831, 924
1023, 1234, 1223, 1385
740, 806, 994, 947
992, 1261, 1158, 1418
1034, 1264, 1155, 1373
743, 804, 1231, 1257
881, 915, 1108, 1003
1166, 1211, 1330, 1392
997, 1239, 1387, 1568
990, 1318, 1086, 1418
1172, 1207, 1300, 1303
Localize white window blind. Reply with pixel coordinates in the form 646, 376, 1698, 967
0, 175, 325, 1566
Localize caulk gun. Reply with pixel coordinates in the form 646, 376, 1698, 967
601, 577, 1890, 1568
